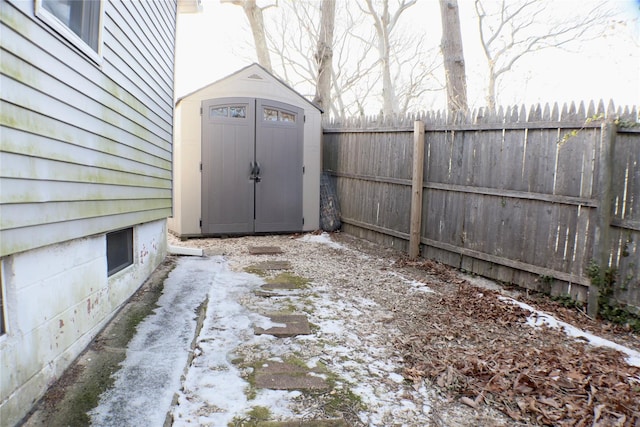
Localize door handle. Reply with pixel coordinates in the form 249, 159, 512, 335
254, 162, 261, 182
250, 161, 257, 179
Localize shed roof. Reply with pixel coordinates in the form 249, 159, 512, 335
176, 63, 322, 112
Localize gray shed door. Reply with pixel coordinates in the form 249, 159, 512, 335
201, 97, 304, 234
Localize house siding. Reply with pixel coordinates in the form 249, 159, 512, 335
0, 0, 176, 257
0, 219, 168, 425
0, 0, 178, 424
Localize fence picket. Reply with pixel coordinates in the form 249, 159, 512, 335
322, 100, 639, 311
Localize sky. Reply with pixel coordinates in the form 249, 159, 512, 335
175, 0, 640, 114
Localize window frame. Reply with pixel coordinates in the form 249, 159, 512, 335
35, 0, 105, 64
106, 227, 134, 277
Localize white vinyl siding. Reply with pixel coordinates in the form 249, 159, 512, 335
0, 0, 177, 257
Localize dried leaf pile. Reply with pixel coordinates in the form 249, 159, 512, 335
395, 261, 640, 426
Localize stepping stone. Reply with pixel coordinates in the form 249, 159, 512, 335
254, 288, 305, 298
249, 246, 283, 255
253, 280, 307, 297
254, 290, 289, 298
249, 261, 292, 271
254, 314, 311, 337
261, 282, 302, 290
260, 420, 347, 427
254, 361, 328, 390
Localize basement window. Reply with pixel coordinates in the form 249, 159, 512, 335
107, 228, 133, 276
35, 0, 104, 62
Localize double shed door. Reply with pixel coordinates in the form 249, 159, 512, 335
201, 97, 304, 234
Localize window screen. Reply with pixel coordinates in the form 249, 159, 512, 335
107, 228, 133, 276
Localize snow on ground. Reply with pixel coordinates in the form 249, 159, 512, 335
297, 231, 345, 250
167, 233, 438, 425
90, 257, 217, 426
499, 296, 640, 367
171, 258, 300, 426
388, 271, 435, 294
92, 232, 640, 426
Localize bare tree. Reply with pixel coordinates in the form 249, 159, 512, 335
475, 0, 612, 110
222, 0, 276, 72
312, 0, 336, 112
361, 0, 417, 118
439, 0, 468, 115
329, 4, 379, 118
264, 1, 379, 119
234, 0, 440, 119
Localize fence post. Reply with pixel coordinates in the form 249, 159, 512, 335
410, 120, 425, 259
588, 119, 617, 317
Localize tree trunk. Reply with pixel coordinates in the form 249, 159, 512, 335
486, 61, 496, 111
244, 0, 272, 72
380, 38, 397, 118
224, 0, 273, 72
439, 0, 468, 116
312, 0, 336, 113
364, 0, 408, 119
379, 1, 397, 118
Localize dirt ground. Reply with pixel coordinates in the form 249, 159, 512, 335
171, 232, 640, 426
22, 232, 640, 426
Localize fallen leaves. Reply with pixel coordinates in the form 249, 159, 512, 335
396, 277, 640, 426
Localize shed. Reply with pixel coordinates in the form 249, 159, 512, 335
169, 63, 322, 237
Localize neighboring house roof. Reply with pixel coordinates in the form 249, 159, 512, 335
177, 63, 323, 113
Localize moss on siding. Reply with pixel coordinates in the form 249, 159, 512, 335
102, 78, 150, 121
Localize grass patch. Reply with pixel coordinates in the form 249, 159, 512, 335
228, 405, 271, 426
324, 387, 365, 417
231, 358, 261, 401
244, 266, 268, 277
266, 272, 310, 288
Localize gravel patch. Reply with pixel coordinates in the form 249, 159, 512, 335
169, 232, 513, 426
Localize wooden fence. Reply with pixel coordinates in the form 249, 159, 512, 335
323, 101, 640, 313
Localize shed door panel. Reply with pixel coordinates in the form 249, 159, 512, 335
201, 98, 255, 234
255, 99, 304, 232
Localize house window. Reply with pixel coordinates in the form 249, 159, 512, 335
107, 228, 133, 276
36, 0, 103, 61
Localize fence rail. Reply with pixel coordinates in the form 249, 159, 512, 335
323, 101, 640, 313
